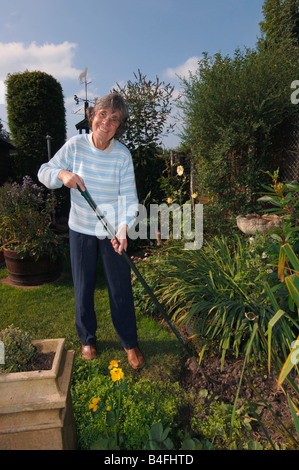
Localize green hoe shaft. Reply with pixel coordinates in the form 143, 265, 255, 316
77, 185, 195, 359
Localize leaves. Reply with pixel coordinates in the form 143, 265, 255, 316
178, 40, 299, 225
115, 69, 174, 150
114, 70, 175, 203
144, 235, 285, 364
5, 71, 66, 179
0, 177, 63, 260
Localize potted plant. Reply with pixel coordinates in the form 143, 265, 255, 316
0, 176, 63, 286
0, 325, 76, 450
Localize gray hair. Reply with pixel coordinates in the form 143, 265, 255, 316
86, 92, 129, 139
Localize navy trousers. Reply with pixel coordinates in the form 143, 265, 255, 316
69, 229, 137, 349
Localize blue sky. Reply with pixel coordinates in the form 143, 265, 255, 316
0, 0, 265, 149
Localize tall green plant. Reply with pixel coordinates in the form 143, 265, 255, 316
179, 21, 298, 232
250, 239, 299, 449
5, 71, 66, 180
266, 243, 299, 373
258, 169, 299, 248
114, 70, 174, 205
258, 171, 299, 355
259, 0, 299, 47
146, 235, 288, 366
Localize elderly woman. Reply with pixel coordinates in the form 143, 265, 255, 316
37, 93, 144, 369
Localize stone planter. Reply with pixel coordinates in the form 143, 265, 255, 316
236, 214, 282, 235
0, 338, 76, 450
3, 249, 61, 286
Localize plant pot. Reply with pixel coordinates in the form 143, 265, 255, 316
0, 338, 76, 450
236, 214, 282, 235
3, 249, 61, 286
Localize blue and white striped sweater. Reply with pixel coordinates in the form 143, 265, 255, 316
38, 134, 138, 237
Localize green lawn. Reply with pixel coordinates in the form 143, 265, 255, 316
0, 253, 185, 381
0, 253, 191, 449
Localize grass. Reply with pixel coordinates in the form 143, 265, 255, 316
0, 254, 184, 375
0, 252, 189, 449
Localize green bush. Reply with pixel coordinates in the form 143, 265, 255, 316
179, 39, 299, 232
5, 70, 66, 180
0, 324, 36, 373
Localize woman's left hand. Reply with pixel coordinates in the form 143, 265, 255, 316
111, 225, 128, 254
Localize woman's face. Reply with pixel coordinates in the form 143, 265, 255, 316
92, 107, 121, 149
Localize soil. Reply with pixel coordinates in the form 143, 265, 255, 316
178, 349, 298, 449
159, 319, 299, 449
27, 351, 55, 371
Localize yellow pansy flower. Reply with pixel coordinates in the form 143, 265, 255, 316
109, 360, 120, 369
89, 397, 100, 412
110, 367, 124, 382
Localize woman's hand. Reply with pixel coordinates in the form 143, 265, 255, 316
111, 225, 128, 255
58, 170, 85, 191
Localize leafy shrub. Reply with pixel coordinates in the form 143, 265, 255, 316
0, 176, 63, 260
142, 235, 294, 365
71, 361, 184, 450
0, 324, 36, 373
5, 70, 66, 180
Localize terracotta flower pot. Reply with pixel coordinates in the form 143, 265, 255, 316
3, 249, 61, 286
0, 338, 76, 450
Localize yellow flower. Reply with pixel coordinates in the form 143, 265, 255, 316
177, 165, 184, 176
110, 367, 124, 382
89, 397, 100, 412
191, 193, 198, 199
106, 406, 112, 411
167, 197, 172, 204
109, 359, 120, 369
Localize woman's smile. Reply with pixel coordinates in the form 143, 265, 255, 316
92, 107, 121, 149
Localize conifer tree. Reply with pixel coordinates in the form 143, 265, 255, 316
6, 71, 66, 180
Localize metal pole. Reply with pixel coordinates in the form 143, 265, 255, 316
46, 134, 56, 225
46, 134, 52, 161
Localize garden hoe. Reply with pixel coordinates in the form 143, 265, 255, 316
77, 185, 199, 367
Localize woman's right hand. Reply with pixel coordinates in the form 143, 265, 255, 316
58, 170, 85, 191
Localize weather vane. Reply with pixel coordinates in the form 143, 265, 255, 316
74, 66, 96, 109
79, 66, 88, 85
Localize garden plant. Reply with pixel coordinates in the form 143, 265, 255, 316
1, 165, 298, 449
0, 176, 63, 260
0, 1, 298, 450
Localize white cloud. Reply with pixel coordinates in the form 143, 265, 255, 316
0, 80, 5, 105
0, 41, 81, 82
165, 56, 200, 81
